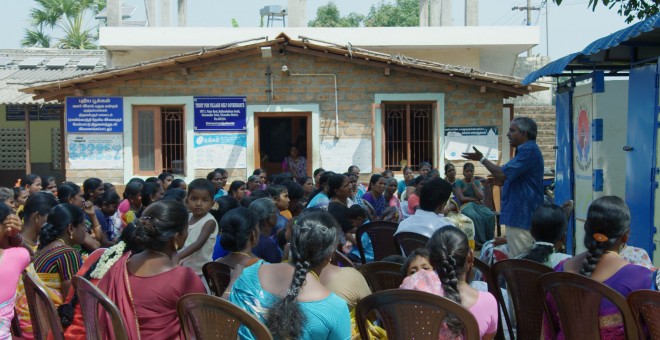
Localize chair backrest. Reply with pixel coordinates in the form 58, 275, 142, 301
359, 261, 404, 292
72, 276, 129, 340
177, 293, 273, 340
202, 262, 233, 297
330, 250, 355, 268
472, 258, 512, 340
492, 259, 552, 340
393, 232, 428, 258
355, 289, 480, 340
355, 221, 400, 264
627, 289, 660, 339
22, 270, 64, 340
538, 271, 640, 340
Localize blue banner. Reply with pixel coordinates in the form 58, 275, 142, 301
194, 96, 247, 131
66, 97, 123, 133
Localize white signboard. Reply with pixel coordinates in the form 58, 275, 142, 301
444, 126, 499, 161
194, 133, 247, 169
67, 134, 123, 169
320, 138, 372, 173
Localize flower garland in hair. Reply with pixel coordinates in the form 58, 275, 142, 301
90, 241, 126, 279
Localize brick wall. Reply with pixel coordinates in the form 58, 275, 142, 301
73, 51, 508, 183
515, 105, 556, 170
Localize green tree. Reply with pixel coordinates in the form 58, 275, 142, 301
550, 0, 659, 23
308, 2, 364, 27
364, 0, 419, 27
22, 0, 106, 49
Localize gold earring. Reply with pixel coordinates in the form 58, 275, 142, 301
69, 233, 73, 240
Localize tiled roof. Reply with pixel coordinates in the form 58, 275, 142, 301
0, 48, 105, 105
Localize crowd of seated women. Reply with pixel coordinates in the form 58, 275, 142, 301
0, 165, 658, 340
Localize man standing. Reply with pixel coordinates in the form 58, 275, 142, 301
462, 117, 544, 257
395, 178, 455, 238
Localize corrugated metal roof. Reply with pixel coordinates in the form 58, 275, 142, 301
523, 13, 660, 85
0, 48, 105, 105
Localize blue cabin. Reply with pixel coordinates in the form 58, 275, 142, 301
524, 14, 660, 265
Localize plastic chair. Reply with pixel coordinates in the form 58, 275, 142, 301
359, 261, 404, 292
22, 270, 64, 340
492, 259, 552, 340
177, 293, 273, 340
331, 250, 355, 268
472, 258, 512, 340
355, 221, 400, 264
72, 276, 129, 340
202, 262, 233, 297
627, 289, 660, 339
538, 271, 640, 340
393, 232, 428, 257
355, 289, 480, 340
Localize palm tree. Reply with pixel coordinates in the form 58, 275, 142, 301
22, 0, 106, 49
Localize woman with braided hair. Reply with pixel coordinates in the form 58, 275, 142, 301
230, 210, 351, 339
543, 196, 653, 339
400, 226, 498, 339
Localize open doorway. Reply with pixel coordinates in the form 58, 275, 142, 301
254, 112, 311, 178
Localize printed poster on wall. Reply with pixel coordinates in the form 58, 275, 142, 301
66, 97, 123, 133
320, 138, 372, 173
444, 126, 499, 160
193, 96, 247, 131
67, 134, 123, 169
194, 133, 247, 169
573, 94, 594, 220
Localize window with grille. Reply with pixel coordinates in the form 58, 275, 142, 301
132, 106, 185, 176
383, 102, 434, 171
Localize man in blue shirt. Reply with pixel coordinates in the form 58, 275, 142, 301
462, 117, 544, 257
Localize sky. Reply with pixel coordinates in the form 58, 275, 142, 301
0, 0, 634, 61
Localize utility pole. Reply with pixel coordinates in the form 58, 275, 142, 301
512, 0, 541, 57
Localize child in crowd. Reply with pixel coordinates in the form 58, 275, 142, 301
401, 248, 433, 276
266, 185, 290, 235
121, 181, 143, 225
517, 202, 571, 268
176, 179, 218, 285
346, 205, 375, 263
94, 190, 121, 245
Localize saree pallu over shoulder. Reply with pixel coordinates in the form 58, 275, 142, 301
96, 252, 140, 340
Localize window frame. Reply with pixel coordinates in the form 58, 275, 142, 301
381, 101, 436, 172
131, 105, 185, 176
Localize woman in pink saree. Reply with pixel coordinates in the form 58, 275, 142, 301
97, 200, 205, 339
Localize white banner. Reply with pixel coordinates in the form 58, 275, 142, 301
194, 133, 247, 169
444, 126, 499, 161
67, 134, 123, 169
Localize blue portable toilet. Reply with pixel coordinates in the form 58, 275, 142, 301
523, 14, 660, 265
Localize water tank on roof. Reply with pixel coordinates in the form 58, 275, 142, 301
260, 5, 287, 27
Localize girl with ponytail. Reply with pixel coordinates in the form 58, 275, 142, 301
230, 210, 351, 339
400, 226, 498, 339
543, 196, 653, 339
518, 203, 571, 268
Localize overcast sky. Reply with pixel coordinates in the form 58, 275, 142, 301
1, 0, 633, 60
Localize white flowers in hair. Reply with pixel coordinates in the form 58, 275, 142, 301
90, 241, 126, 279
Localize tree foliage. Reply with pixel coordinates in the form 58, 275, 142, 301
551, 0, 659, 23
307, 0, 419, 27
22, 0, 106, 49
364, 0, 419, 27
308, 2, 364, 27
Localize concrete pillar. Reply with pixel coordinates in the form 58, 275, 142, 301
106, 0, 121, 27
439, 0, 451, 26
287, 0, 307, 27
161, 0, 171, 27
177, 0, 187, 27
465, 0, 478, 26
430, 0, 441, 26
146, 0, 157, 26
419, 0, 429, 27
